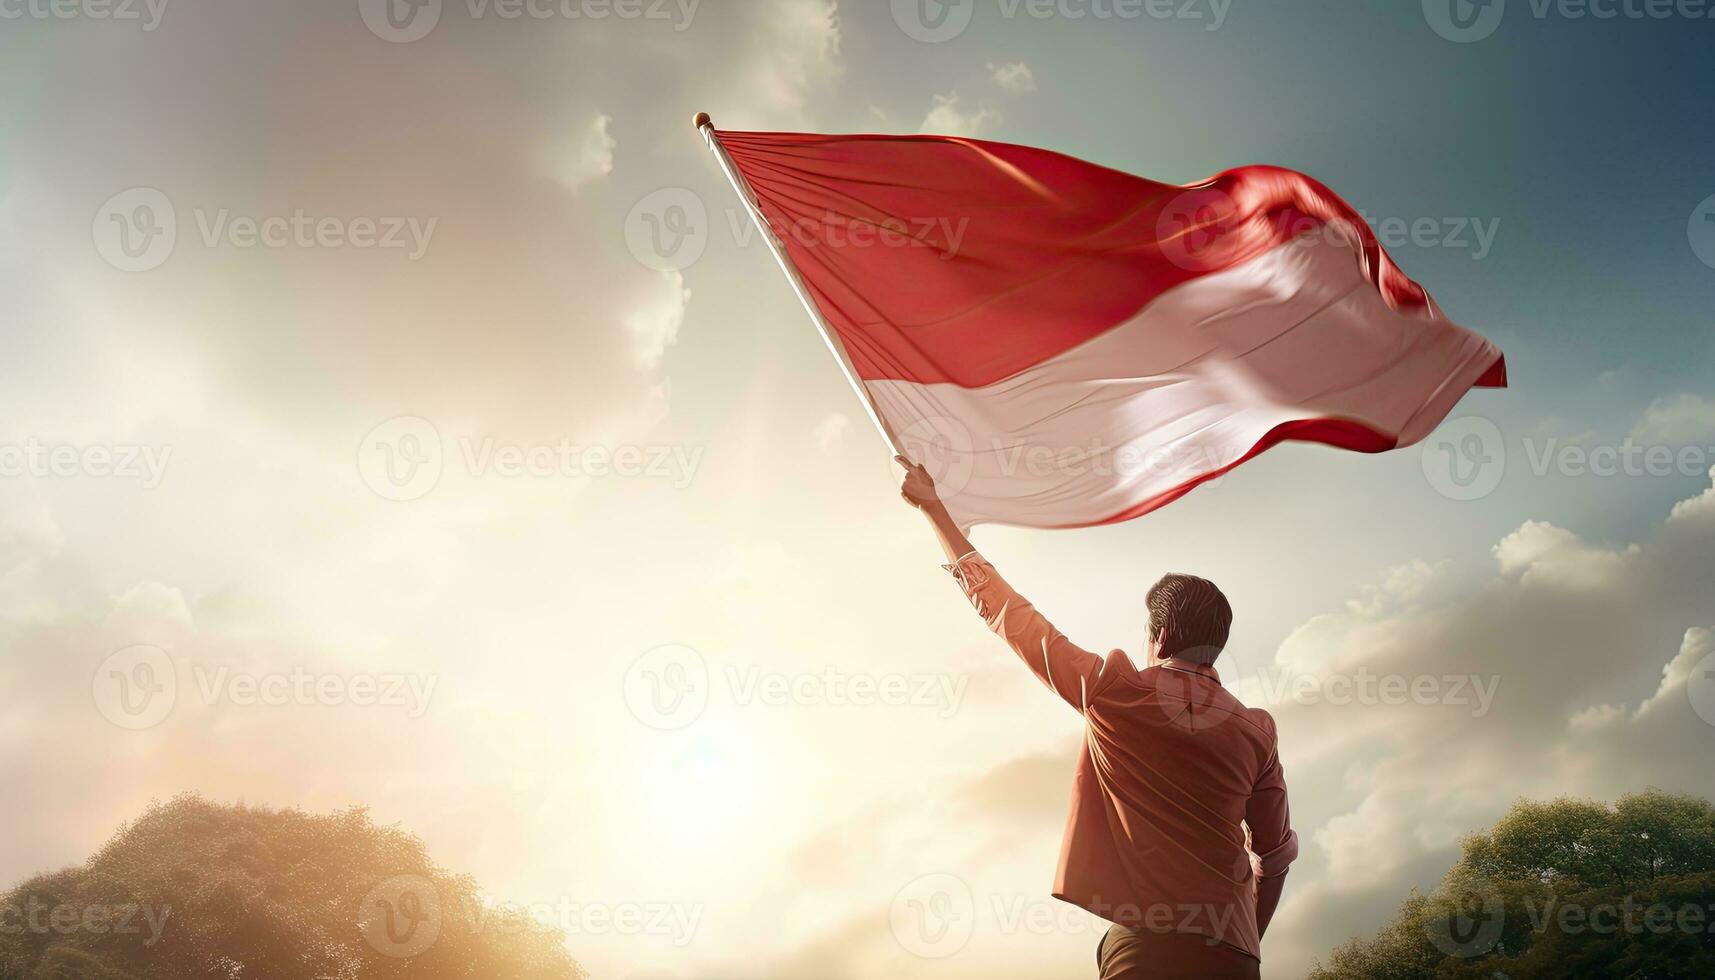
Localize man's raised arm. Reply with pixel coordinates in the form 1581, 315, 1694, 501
899, 458, 1105, 713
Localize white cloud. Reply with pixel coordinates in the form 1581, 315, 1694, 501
1259, 468, 1715, 976
920, 92, 1000, 138
1492, 519, 1636, 591
554, 113, 616, 191
1632, 393, 1715, 444
624, 269, 690, 369
1672, 467, 1715, 522
988, 61, 1037, 93
813, 412, 850, 453
728, 0, 843, 126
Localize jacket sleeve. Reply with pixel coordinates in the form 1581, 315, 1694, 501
1245, 715, 1300, 879
943, 551, 1105, 713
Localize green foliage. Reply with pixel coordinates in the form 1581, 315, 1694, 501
0, 795, 586, 980
1310, 790, 1715, 980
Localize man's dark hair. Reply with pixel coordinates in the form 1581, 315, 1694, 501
1146, 573, 1232, 665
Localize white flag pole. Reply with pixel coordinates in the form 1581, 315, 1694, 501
694, 112, 903, 458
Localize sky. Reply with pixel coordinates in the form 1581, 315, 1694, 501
1, 0, 1713, 976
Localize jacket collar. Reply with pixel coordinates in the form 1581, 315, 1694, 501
1155, 659, 1222, 685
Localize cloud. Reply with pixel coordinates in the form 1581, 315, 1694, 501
1672, 467, 1715, 522
920, 93, 1000, 138
554, 113, 616, 191
988, 62, 1038, 94
3, 3, 690, 453
625, 269, 691, 369
1632, 393, 1715, 444
722, 0, 843, 126
954, 746, 1075, 832
1492, 520, 1636, 591
813, 413, 850, 453
1257, 468, 1715, 975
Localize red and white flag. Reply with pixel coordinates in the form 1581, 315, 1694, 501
707, 126, 1507, 529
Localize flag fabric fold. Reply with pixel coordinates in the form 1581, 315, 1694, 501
714, 128, 1507, 529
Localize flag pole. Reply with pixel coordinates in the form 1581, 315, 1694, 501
693, 112, 902, 458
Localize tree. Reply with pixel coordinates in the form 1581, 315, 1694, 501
0, 795, 587, 980
1311, 790, 1715, 979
